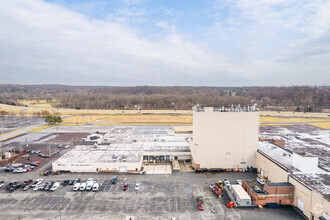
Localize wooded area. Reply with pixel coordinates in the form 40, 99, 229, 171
0, 85, 328, 112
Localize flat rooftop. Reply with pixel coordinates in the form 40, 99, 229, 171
266, 182, 294, 187
55, 126, 192, 164
293, 173, 330, 199
56, 149, 142, 164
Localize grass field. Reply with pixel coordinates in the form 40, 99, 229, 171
63, 114, 193, 125
28, 125, 53, 132
19, 99, 54, 108
260, 116, 330, 123
308, 122, 330, 129
1, 103, 329, 127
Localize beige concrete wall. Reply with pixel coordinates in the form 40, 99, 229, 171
255, 151, 289, 182
191, 109, 259, 169
289, 177, 330, 220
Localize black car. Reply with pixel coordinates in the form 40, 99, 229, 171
44, 182, 54, 191
53, 151, 60, 156
62, 180, 69, 186
111, 176, 118, 184
6, 181, 18, 190
9, 184, 21, 192
31, 163, 39, 167
68, 180, 74, 185
4, 167, 15, 172
73, 178, 81, 185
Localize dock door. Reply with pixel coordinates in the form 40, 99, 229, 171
119, 166, 127, 172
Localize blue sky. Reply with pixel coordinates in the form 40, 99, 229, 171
0, 0, 330, 86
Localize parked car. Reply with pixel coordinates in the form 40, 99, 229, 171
79, 183, 87, 191
224, 180, 231, 189
62, 180, 70, 186
34, 184, 46, 191
122, 183, 128, 191
86, 180, 94, 191
23, 185, 32, 191
4, 167, 15, 172
237, 180, 242, 186
0, 181, 4, 188
73, 178, 81, 185
257, 177, 265, 185
6, 181, 17, 190
197, 197, 204, 211
14, 168, 27, 173
50, 182, 60, 191
64, 145, 70, 149
111, 176, 118, 184
58, 144, 63, 148
53, 151, 60, 156
9, 183, 21, 192
134, 183, 140, 191
92, 182, 99, 191
68, 180, 75, 185
32, 179, 43, 187
73, 183, 81, 191
23, 179, 33, 187
44, 182, 54, 191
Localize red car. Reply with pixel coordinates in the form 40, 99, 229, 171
197, 197, 204, 211
35, 161, 40, 164
122, 183, 128, 191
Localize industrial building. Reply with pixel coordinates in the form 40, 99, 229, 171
243, 180, 294, 206
255, 139, 330, 220
191, 107, 259, 170
52, 126, 191, 174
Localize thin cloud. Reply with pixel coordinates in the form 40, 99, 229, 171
0, 0, 329, 86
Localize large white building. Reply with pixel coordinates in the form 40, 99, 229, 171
191, 107, 259, 170
52, 126, 191, 173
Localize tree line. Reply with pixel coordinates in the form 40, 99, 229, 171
0, 84, 328, 112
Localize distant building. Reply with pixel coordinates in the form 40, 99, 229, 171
191, 107, 259, 170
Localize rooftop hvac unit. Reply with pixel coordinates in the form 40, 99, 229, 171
271, 146, 277, 150
283, 153, 291, 157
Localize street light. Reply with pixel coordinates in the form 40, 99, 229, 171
58, 207, 61, 220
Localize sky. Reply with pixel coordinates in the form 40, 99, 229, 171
0, 0, 330, 86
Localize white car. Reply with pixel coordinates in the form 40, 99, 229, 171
236, 180, 242, 186
64, 145, 70, 149
92, 182, 99, 191
224, 180, 231, 189
134, 183, 140, 191
14, 168, 27, 173
32, 178, 43, 187
0, 181, 4, 188
34, 184, 45, 191
73, 183, 81, 191
79, 182, 87, 191
50, 182, 60, 191
257, 177, 265, 185
86, 180, 94, 191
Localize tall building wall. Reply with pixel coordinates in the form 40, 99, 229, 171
191, 108, 259, 169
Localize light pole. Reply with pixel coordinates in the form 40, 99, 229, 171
58, 207, 61, 220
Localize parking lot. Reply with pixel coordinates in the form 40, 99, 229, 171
0, 172, 304, 220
